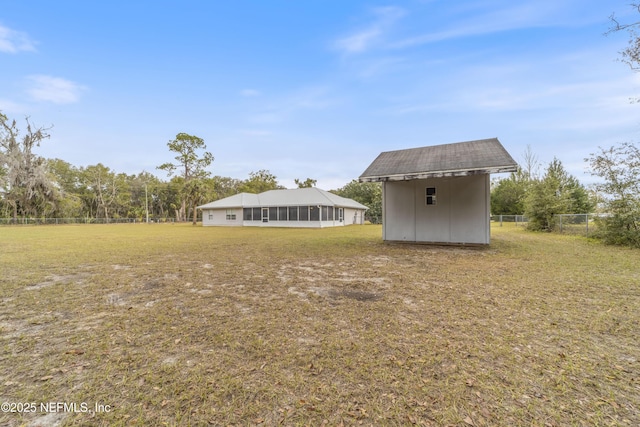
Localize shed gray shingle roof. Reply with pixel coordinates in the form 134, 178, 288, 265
197, 187, 368, 210
359, 138, 518, 182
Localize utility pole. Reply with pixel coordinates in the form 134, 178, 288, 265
145, 182, 149, 224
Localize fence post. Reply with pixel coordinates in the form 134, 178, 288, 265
500, 215, 503, 227
559, 215, 563, 233
586, 214, 589, 237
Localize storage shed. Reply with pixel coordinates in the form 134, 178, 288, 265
197, 187, 368, 228
359, 138, 518, 245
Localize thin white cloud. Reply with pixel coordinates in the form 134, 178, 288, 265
27, 75, 87, 104
240, 89, 261, 97
391, 2, 578, 49
0, 98, 27, 114
239, 129, 271, 136
334, 6, 406, 54
0, 24, 37, 53
289, 86, 336, 109
248, 85, 339, 124
385, 74, 640, 116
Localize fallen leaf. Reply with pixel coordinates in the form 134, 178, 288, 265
65, 349, 85, 355
464, 416, 475, 426
39, 375, 54, 381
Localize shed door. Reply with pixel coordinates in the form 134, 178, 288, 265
262, 208, 269, 222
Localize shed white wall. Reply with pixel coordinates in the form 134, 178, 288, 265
382, 175, 490, 244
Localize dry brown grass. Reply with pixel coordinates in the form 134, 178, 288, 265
0, 223, 638, 426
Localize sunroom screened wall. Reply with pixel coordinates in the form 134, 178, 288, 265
197, 187, 368, 228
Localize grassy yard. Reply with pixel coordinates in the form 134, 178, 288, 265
0, 223, 638, 426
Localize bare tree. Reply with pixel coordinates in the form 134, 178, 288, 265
607, 4, 640, 71
521, 144, 541, 181
0, 113, 57, 220
586, 143, 640, 246
82, 163, 119, 221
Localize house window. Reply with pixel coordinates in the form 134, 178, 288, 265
299, 206, 309, 221
278, 206, 288, 221
269, 207, 278, 221
426, 187, 436, 205
226, 209, 237, 220
288, 206, 298, 221
252, 207, 261, 221
243, 208, 252, 220
309, 206, 320, 221
208, 213, 213, 220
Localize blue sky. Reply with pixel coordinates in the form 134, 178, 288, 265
2, 1, 639, 190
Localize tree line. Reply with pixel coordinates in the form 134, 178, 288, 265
490, 147, 594, 229
1, 109, 637, 245
490, 142, 640, 247
0, 113, 382, 224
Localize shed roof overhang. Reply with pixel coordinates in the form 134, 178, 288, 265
358, 138, 518, 182
360, 165, 518, 182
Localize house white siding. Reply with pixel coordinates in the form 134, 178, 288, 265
197, 188, 368, 228
383, 175, 490, 244
202, 208, 242, 226
201, 210, 365, 228
344, 207, 365, 225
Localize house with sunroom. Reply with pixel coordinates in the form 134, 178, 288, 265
197, 187, 368, 228
359, 138, 518, 245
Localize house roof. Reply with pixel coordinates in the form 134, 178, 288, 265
197, 192, 260, 209
197, 187, 368, 210
359, 138, 518, 182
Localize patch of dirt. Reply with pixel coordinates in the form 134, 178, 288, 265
303, 286, 383, 302
328, 288, 382, 301
25, 273, 91, 290
280, 260, 388, 303
27, 412, 67, 427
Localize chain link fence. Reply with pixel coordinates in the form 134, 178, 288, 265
2, 214, 600, 235
0, 218, 175, 225
365, 215, 382, 224
491, 214, 602, 237
491, 215, 529, 227
554, 214, 602, 237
